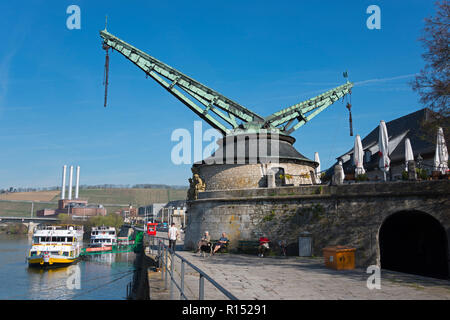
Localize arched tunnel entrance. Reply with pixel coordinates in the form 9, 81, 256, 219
379, 210, 449, 279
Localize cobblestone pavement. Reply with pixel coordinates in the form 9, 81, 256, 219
146, 232, 450, 300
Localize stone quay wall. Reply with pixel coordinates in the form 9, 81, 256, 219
184, 180, 450, 269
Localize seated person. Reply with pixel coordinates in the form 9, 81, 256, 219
195, 231, 211, 253
212, 232, 229, 254
258, 236, 270, 257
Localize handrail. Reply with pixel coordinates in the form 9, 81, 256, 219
146, 236, 238, 300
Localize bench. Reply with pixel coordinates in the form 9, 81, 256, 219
238, 240, 260, 254
211, 239, 229, 254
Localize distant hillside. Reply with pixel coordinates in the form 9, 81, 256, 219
0, 188, 188, 217
51, 188, 188, 206
0, 190, 59, 202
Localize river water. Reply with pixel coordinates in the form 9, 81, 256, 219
0, 234, 135, 300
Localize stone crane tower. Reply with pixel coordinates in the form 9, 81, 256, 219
99, 28, 353, 195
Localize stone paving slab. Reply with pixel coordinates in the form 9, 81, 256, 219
145, 232, 450, 300
174, 251, 450, 300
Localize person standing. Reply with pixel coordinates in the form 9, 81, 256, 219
168, 223, 179, 253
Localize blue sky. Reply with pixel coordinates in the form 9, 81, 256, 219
0, 0, 437, 188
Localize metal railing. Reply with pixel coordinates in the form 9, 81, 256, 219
146, 235, 238, 300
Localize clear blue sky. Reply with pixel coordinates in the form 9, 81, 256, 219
0, 0, 437, 188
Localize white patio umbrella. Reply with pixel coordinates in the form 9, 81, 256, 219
314, 152, 321, 183
378, 120, 390, 181
353, 134, 365, 176
434, 127, 449, 174
404, 138, 414, 171
338, 160, 345, 184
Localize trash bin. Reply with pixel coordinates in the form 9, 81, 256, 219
322, 246, 355, 270
298, 232, 312, 257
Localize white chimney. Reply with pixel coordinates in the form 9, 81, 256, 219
61, 165, 67, 200
68, 165, 73, 200
75, 166, 80, 199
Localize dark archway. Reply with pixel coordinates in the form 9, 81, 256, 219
379, 210, 449, 279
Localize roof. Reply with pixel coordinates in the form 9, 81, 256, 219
194, 133, 317, 167
329, 108, 439, 174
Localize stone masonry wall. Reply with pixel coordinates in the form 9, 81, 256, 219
184, 180, 450, 270
196, 162, 317, 191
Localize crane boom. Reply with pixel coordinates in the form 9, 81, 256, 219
100, 29, 265, 135
264, 82, 353, 135
99, 28, 353, 137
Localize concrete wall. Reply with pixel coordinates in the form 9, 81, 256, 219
184, 180, 450, 271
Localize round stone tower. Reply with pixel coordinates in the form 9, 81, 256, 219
191, 133, 319, 191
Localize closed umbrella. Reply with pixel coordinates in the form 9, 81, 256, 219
338, 160, 345, 184
434, 127, 449, 174
314, 152, 321, 183
353, 134, 365, 176
404, 138, 414, 171
378, 120, 390, 181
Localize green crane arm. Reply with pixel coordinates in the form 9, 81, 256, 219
100, 29, 265, 135
264, 81, 353, 135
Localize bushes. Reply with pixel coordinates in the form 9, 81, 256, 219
355, 173, 368, 182
415, 168, 428, 180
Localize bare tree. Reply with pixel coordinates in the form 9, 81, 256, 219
411, 0, 449, 142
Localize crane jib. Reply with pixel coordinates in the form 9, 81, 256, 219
99, 29, 354, 136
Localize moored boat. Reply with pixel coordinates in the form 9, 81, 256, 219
89, 225, 117, 248
28, 224, 84, 268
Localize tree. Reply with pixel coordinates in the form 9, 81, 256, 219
411, 0, 449, 142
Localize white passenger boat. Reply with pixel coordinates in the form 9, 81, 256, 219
28, 224, 84, 268
89, 225, 117, 248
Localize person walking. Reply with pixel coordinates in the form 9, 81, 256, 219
168, 223, 179, 253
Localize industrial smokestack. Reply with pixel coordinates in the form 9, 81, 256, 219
61, 165, 67, 200
68, 165, 73, 200
75, 166, 80, 199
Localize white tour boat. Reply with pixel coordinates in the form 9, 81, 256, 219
89, 225, 117, 248
28, 224, 84, 268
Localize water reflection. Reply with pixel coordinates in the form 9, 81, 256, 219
0, 234, 135, 300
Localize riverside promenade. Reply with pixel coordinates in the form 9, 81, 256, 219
145, 232, 450, 300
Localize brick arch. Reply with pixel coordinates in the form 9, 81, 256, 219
376, 209, 449, 279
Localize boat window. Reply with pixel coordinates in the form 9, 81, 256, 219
66, 237, 73, 242
32, 237, 39, 243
